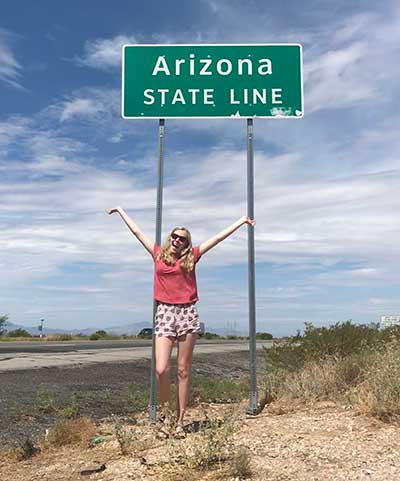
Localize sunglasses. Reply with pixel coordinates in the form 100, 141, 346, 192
171, 233, 188, 244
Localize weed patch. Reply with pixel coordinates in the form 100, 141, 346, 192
47, 417, 97, 447
190, 375, 248, 404
36, 386, 57, 414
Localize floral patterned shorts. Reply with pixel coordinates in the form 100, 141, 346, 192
155, 302, 201, 339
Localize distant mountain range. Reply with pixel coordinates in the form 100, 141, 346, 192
4, 321, 150, 336
4, 321, 245, 337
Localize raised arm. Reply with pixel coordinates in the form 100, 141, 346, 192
107, 206, 154, 256
199, 216, 256, 256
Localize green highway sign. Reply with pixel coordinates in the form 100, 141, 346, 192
122, 44, 303, 119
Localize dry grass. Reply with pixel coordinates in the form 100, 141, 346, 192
265, 353, 368, 403
350, 345, 400, 422
263, 343, 400, 424
46, 417, 97, 447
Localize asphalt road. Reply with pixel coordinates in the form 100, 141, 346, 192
0, 339, 272, 371
0, 339, 155, 353
0, 339, 270, 353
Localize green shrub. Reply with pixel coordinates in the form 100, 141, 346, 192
203, 332, 220, 340
256, 332, 273, 340
264, 320, 383, 372
89, 330, 108, 340
7, 328, 32, 337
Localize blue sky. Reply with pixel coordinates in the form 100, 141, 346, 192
1, 0, 399, 336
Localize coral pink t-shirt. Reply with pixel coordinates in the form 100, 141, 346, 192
153, 244, 201, 304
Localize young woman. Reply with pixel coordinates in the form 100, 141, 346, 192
107, 206, 256, 438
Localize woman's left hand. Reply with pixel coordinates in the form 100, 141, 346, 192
242, 216, 256, 227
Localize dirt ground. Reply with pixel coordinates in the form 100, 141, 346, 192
0, 350, 259, 449
1, 400, 399, 481
2, 350, 400, 480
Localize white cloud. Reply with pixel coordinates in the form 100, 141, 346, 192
369, 298, 400, 308
0, 28, 24, 89
60, 98, 103, 122
76, 34, 138, 69
54, 88, 121, 124
305, 42, 375, 112
305, 12, 400, 113
0, 116, 31, 146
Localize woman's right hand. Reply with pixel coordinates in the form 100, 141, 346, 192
107, 206, 122, 215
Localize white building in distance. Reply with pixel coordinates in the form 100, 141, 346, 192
380, 315, 400, 329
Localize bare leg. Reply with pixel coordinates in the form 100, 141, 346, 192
176, 332, 198, 423
155, 336, 175, 406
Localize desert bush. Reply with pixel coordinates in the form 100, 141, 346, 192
263, 350, 373, 405
112, 415, 131, 455
229, 445, 252, 480
168, 405, 254, 479
264, 320, 383, 373
256, 332, 273, 340
178, 409, 236, 471
7, 328, 31, 338
351, 344, 400, 422
262, 338, 400, 425
379, 325, 400, 343
47, 417, 96, 447
203, 332, 220, 339
89, 330, 108, 340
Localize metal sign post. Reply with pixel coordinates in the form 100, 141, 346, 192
246, 118, 258, 414
149, 118, 165, 423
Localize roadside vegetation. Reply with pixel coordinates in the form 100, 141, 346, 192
262, 320, 400, 423
5, 316, 400, 480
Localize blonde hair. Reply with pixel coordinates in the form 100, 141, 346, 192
157, 227, 195, 272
